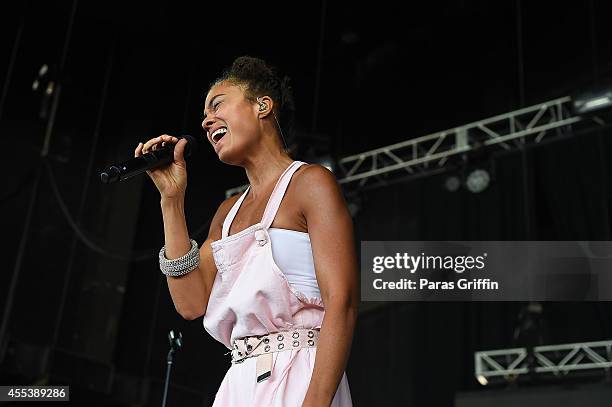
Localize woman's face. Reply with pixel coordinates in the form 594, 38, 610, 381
202, 81, 260, 164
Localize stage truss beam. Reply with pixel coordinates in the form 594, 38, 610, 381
474, 339, 612, 382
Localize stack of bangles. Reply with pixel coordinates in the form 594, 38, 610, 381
159, 238, 200, 276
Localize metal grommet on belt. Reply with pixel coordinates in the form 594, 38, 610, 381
307, 330, 314, 338
292, 332, 299, 339
277, 334, 284, 341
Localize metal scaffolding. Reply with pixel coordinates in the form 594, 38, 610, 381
337, 96, 580, 186
226, 96, 581, 197
475, 339, 612, 383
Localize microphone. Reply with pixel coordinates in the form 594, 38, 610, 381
168, 329, 183, 352
100, 135, 197, 184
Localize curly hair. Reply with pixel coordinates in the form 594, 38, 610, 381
211, 56, 296, 152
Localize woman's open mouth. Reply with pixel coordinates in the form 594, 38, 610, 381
211, 127, 227, 144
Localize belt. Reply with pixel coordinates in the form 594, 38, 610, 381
229, 328, 320, 383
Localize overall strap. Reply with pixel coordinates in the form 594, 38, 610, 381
221, 185, 251, 238
261, 161, 306, 229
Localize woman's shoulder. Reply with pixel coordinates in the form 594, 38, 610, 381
294, 162, 338, 186
288, 162, 350, 229
292, 163, 343, 205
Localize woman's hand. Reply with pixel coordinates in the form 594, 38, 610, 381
134, 134, 189, 200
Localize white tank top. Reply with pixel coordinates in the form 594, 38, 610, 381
268, 228, 321, 299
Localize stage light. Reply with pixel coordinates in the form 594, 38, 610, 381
347, 201, 360, 217
572, 86, 612, 115
346, 194, 362, 218
466, 169, 490, 193
444, 175, 461, 192
476, 375, 488, 386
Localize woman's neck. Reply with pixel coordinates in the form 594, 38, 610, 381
242, 149, 294, 199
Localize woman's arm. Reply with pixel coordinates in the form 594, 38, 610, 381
162, 195, 236, 320
296, 165, 359, 407
136, 135, 235, 320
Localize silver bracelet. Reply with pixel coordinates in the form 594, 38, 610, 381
159, 239, 200, 277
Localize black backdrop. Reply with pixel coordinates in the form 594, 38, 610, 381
2, 0, 612, 406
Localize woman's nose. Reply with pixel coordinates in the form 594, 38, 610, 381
203, 117, 215, 131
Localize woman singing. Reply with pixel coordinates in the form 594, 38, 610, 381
135, 56, 358, 406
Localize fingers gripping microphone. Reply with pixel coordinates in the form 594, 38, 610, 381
100, 135, 197, 184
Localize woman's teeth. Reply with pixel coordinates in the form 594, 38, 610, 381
212, 128, 227, 143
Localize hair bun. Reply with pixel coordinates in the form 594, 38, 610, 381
211, 56, 296, 152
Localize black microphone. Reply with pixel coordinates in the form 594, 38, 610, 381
100, 135, 197, 184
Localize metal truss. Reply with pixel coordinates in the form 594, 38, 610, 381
226, 96, 581, 197
475, 339, 612, 382
337, 96, 581, 186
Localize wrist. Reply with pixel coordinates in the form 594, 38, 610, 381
160, 195, 185, 208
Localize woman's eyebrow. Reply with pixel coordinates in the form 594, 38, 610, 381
203, 94, 225, 120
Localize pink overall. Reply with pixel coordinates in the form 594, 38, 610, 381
203, 161, 353, 406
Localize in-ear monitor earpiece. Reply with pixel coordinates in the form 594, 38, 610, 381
257, 97, 267, 112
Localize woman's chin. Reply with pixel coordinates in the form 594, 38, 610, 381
215, 144, 229, 160
218, 149, 242, 166
216, 142, 252, 166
